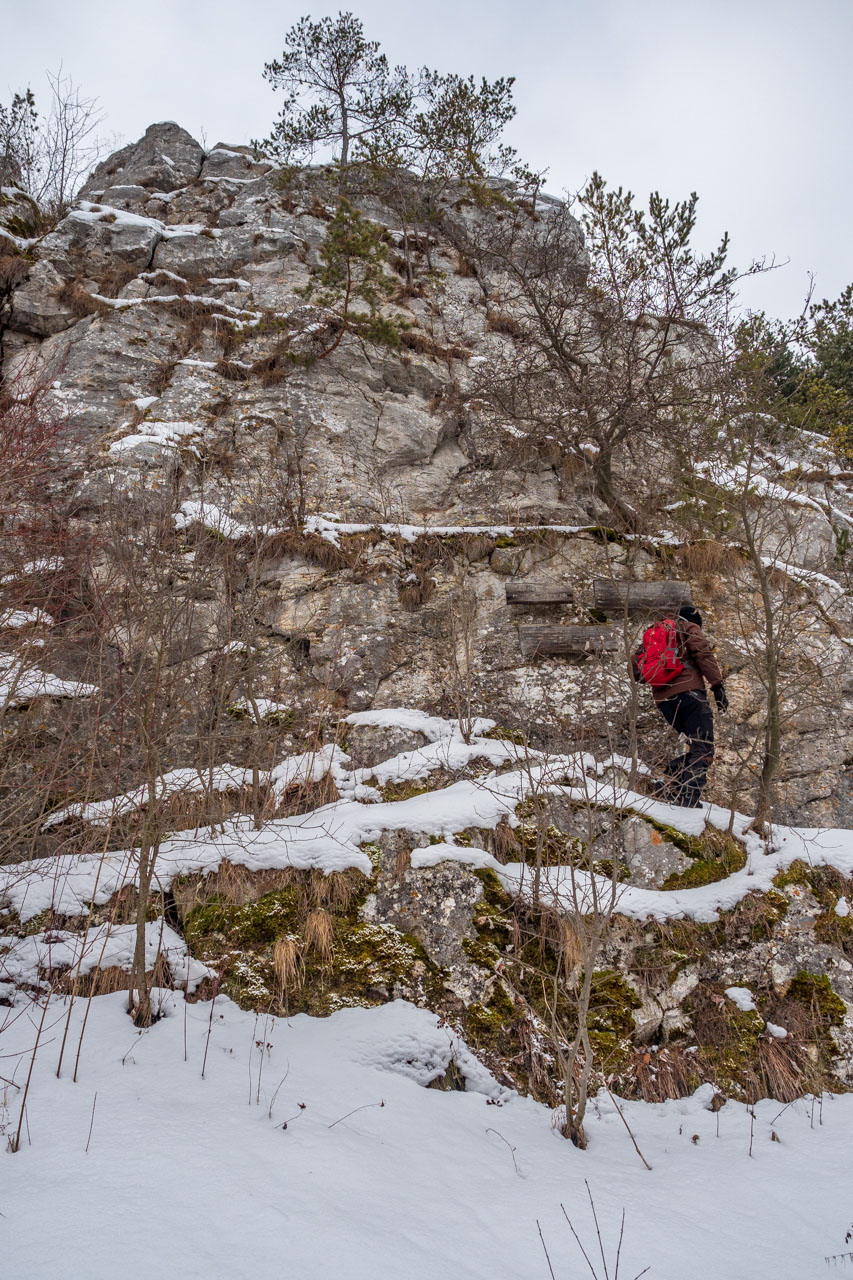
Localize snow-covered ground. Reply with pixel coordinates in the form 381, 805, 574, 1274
4, 710, 853, 927
2, 990, 852, 1279
3, 708, 853, 1278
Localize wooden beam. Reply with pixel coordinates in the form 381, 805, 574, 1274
592, 579, 693, 614
505, 582, 574, 605
519, 625, 618, 659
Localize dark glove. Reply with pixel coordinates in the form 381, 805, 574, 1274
711, 683, 729, 713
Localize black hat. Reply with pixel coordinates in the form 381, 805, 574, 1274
678, 604, 703, 628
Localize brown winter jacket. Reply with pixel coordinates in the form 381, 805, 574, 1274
631, 618, 723, 704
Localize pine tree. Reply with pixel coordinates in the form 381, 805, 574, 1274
258, 12, 414, 178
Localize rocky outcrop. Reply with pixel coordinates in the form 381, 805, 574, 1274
0, 124, 851, 831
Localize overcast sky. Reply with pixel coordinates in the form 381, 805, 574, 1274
3, 0, 850, 317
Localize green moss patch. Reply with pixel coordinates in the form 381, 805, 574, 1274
465, 982, 520, 1048
772, 860, 813, 891
814, 910, 853, 957
786, 971, 846, 1028
377, 776, 444, 802
183, 872, 432, 1017
773, 861, 853, 912
587, 968, 642, 1037
185, 889, 301, 951
661, 829, 747, 890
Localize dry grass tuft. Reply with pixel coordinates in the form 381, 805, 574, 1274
206, 859, 258, 907
171, 862, 301, 920
756, 1037, 816, 1103
215, 359, 251, 382
485, 310, 526, 339
171, 862, 369, 925
273, 936, 303, 992
58, 952, 173, 997
95, 263, 140, 298
626, 1045, 702, 1103
457, 533, 495, 563
303, 908, 334, 966
148, 359, 178, 397
273, 773, 340, 820
0, 253, 31, 291
555, 915, 584, 976
399, 569, 436, 611
309, 194, 334, 222
262, 529, 353, 571
312, 867, 368, 913
106, 883, 164, 924
531, 903, 584, 976
490, 817, 519, 864
677, 539, 744, 579
395, 846, 411, 879
399, 328, 471, 362
57, 279, 112, 319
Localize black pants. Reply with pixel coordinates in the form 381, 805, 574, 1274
655, 689, 714, 808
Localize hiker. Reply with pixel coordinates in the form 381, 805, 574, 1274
631, 605, 727, 808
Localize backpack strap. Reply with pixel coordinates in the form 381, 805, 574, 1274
674, 618, 697, 670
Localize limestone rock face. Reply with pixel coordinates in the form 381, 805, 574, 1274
81, 122, 206, 200
615, 817, 692, 890
363, 831, 494, 1006
1, 122, 851, 826
8, 261, 76, 337
0, 185, 40, 237
343, 723, 428, 770
3, 122, 853, 1117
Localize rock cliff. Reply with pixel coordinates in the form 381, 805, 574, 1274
2, 124, 852, 1107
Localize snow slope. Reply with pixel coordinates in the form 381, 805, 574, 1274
4, 711, 853, 927
3, 709, 853, 1278
2, 990, 851, 1280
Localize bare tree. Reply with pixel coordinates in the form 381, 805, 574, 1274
0, 70, 105, 220
458, 176, 748, 530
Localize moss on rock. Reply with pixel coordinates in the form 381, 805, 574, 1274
185, 888, 302, 951
661, 829, 747, 890
465, 982, 519, 1047
786, 971, 847, 1028
183, 869, 434, 1017
814, 910, 853, 956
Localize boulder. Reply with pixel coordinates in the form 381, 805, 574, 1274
593, 816, 692, 890
0, 186, 41, 239
344, 723, 429, 770
81, 122, 204, 199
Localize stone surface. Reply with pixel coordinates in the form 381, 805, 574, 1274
362, 830, 494, 1006
616, 817, 692, 890
81, 122, 205, 200
344, 724, 428, 770
1, 123, 851, 826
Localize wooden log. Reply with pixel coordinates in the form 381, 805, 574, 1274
519, 625, 618, 659
592, 579, 693, 615
505, 581, 574, 605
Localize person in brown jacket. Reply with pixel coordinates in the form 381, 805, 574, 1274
631, 605, 727, 808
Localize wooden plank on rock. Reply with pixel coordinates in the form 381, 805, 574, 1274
519, 625, 618, 659
592, 579, 693, 614
505, 582, 574, 605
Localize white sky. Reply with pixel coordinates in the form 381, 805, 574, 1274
2, 0, 851, 317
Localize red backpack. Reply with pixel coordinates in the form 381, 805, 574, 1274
638, 618, 685, 687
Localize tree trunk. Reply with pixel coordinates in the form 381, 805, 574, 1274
561, 949, 597, 1147
129, 787, 161, 1027
130, 840, 154, 1027
755, 634, 781, 830
745, 519, 782, 834
339, 104, 349, 181
592, 444, 637, 532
